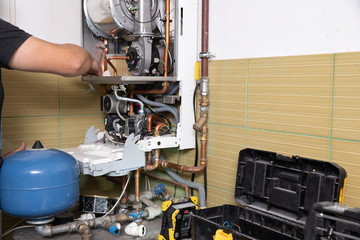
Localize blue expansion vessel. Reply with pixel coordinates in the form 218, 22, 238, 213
0, 141, 80, 223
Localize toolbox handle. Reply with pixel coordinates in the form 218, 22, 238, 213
275, 154, 295, 163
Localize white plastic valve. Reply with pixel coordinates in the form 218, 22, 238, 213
124, 222, 146, 237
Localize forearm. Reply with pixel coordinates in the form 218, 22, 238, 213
8, 36, 100, 77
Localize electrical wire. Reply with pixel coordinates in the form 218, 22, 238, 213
191, 84, 200, 196
116, 101, 127, 122
1, 225, 35, 238
104, 130, 123, 144
158, 60, 167, 75
146, 105, 173, 131
102, 172, 132, 218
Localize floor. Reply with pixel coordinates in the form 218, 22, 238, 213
13, 218, 164, 240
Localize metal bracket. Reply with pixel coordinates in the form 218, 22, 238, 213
199, 52, 215, 59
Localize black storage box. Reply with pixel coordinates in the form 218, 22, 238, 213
192, 148, 347, 240
304, 202, 360, 239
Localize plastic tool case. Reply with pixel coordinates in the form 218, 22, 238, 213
305, 201, 360, 239
192, 148, 347, 240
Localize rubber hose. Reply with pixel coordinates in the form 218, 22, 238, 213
164, 168, 206, 208
136, 94, 179, 125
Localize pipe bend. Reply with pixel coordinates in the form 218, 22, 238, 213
113, 87, 144, 115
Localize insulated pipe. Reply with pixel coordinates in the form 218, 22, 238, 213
164, 168, 206, 208
129, 84, 168, 115
136, 94, 179, 125
145, 149, 160, 170
141, 171, 190, 198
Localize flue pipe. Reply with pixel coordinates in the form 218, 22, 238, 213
128, 0, 171, 115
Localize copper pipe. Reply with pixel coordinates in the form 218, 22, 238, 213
141, 171, 190, 198
122, 175, 126, 190
146, 149, 160, 171
146, 152, 153, 166
201, 0, 209, 78
147, 113, 165, 132
154, 122, 168, 137
101, 39, 108, 74
101, 84, 112, 94
106, 59, 117, 76
77, 224, 92, 240
160, 160, 205, 173
159, 124, 207, 173
164, 0, 170, 77
107, 56, 130, 61
135, 168, 140, 202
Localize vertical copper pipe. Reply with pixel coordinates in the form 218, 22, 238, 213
106, 59, 117, 76
135, 168, 140, 202
101, 39, 108, 74
154, 122, 168, 137
147, 113, 166, 132
164, 0, 170, 77
201, 0, 209, 78
199, 0, 210, 168
100, 39, 112, 94
122, 176, 126, 190
146, 149, 160, 171
146, 152, 153, 166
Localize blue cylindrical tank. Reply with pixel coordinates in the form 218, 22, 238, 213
0, 141, 80, 222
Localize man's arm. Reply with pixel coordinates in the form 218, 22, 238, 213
8, 36, 101, 77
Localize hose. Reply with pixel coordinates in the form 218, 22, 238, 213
136, 94, 179, 125
165, 82, 179, 95
164, 168, 206, 208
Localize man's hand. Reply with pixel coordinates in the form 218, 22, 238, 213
2, 142, 26, 159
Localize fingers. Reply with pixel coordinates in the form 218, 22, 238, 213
89, 58, 101, 76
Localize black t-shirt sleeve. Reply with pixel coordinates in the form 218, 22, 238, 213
0, 18, 32, 69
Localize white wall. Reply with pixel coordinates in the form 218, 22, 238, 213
0, 0, 82, 45
209, 0, 360, 59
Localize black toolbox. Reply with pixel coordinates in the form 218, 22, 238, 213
192, 148, 347, 240
305, 201, 360, 239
